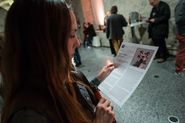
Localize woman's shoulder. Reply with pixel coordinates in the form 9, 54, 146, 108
10, 109, 51, 123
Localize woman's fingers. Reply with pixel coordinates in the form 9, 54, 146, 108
106, 63, 114, 67
97, 98, 114, 115
95, 98, 115, 123
104, 99, 111, 107
98, 97, 106, 104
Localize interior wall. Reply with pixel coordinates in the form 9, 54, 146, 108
90, 0, 105, 28
80, 0, 94, 25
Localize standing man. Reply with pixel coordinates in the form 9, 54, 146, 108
148, 0, 170, 63
106, 5, 127, 56
104, 11, 116, 56
175, 0, 185, 74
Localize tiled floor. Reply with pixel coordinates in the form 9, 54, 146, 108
77, 46, 185, 123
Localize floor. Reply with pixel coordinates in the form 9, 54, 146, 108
77, 46, 185, 123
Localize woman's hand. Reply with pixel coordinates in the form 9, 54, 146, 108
148, 18, 155, 23
94, 97, 115, 123
96, 61, 114, 81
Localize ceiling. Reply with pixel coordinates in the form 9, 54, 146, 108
0, 0, 13, 10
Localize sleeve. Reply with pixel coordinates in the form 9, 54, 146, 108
121, 15, 128, 27
10, 109, 50, 123
175, 1, 185, 24
90, 77, 101, 86
154, 3, 170, 23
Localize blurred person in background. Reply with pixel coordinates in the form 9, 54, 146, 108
174, 0, 185, 74
148, 0, 170, 63
104, 11, 116, 56
106, 5, 127, 56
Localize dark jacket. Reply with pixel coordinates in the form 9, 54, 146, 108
175, 0, 185, 35
148, 1, 171, 38
106, 13, 127, 40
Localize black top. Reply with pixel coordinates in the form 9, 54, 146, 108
148, 1, 171, 38
106, 13, 127, 40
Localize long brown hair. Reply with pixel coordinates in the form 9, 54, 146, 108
1, 0, 91, 122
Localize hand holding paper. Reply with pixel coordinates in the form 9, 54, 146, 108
96, 60, 115, 82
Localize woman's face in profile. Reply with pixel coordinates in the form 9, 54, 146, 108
67, 11, 80, 60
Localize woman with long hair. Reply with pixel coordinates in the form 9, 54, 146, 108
1, 0, 115, 123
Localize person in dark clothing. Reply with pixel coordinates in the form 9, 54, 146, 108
108, 39, 116, 56
106, 5, 128, 55
1, 1, 116, 123
174, 0, 185, 74
87, 22, 96, 47
83, 22, 88, 47
148, 0, 170, 63
104, 11, 116, 56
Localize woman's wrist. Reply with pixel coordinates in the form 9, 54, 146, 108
91, 77, 101, 86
